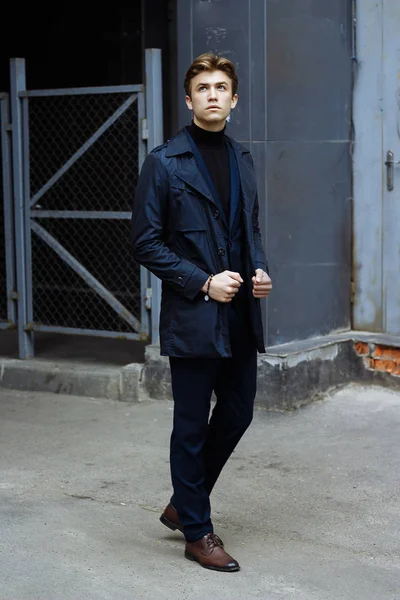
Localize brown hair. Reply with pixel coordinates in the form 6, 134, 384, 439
184, 53, 238, 97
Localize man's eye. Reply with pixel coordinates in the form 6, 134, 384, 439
199, 86, 207, 91
218, 85, 226, 90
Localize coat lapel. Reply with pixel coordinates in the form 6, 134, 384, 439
166, 129, 222, 211
183, 130, 230, 229
175, 156, 216, 205
165, 129, 256, 226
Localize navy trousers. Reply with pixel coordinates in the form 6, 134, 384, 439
169, 303, 257, 542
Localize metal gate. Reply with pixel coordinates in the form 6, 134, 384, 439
1, 50, 162, 358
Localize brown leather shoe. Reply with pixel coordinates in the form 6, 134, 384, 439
185, 533, 240, 572
160, 503, 183, 533
160, 504, 224, 547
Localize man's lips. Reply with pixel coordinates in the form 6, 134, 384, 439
206, 106, 220, 109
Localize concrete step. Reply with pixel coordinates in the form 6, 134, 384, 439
1, 331, 400, 407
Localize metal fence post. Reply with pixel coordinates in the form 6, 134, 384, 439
0, 93, 17, 328
10, 58, 34, 358
145, 48, 163, 345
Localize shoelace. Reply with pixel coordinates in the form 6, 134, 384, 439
205, 532, 223, 550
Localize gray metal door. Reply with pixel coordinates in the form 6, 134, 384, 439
353, 0, 400, 334
381, 3, 400, 334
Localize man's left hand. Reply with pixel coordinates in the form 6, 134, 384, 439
252, 269, 272, 298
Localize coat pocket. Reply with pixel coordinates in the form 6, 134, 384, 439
171, 292, 223, 356
175, 227, 208, 262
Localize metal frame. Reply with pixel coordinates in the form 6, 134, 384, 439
20, 85, 144, 98
28, 92, 139, 208
30, 220, 141, 333
10, 59, 33, 356
2, 50, 163, 357
0, 92, 17, 330
145, 49, 164, 345
24, 84, 146, 346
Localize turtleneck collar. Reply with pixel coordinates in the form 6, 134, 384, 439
187, 120, 226, 147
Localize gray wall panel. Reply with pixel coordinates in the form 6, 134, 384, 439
176, 0, 353, 346
192, 0, 251, 141
267, 141, 351, 343
176, 0, 193, 127
268, 264, 351, 346
267, 141, 351, 265
249, 0, 267, 141
267, 0, 352, 141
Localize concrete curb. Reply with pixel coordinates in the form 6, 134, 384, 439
0, 358, 144, 403
142, 335, 400, 409
1, 332, 400, 407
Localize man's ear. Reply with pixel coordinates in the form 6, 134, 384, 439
231, 94, 238, 109
185, 95, 193, 110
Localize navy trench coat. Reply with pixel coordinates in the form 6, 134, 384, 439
131, 128, 268, 358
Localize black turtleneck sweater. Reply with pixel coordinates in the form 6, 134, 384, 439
187, 121, 230, 221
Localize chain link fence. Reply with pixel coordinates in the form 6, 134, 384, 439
28, 91, 144, 334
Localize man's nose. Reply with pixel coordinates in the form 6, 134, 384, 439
208, 87, 218, 100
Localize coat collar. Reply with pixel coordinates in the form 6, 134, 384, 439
165, 128, 193, 158
165, 127, 250, 158
165, 128, 256, 210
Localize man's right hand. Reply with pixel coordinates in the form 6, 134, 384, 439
202, 271, 243, 303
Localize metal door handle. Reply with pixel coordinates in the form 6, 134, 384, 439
385, 150, 400, 191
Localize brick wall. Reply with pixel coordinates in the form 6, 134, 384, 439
354, 342, 400, 376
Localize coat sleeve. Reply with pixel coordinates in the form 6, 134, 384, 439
131, 152, 209, 300
252, 191, 269, 274
247, 152, 269, 275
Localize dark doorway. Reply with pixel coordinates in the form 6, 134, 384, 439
0, 1, 176, 136
0, 5, 143, 90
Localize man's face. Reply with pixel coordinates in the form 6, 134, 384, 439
185, 69, 238, 131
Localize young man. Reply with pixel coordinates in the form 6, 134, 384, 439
131, 53, 272, 572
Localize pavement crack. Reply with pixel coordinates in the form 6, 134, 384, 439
64, 493, 97, 501
63, 492, 136, 506
137, 504, 161, 514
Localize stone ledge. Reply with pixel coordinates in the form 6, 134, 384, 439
142, 333, 400, 409
1, 332, 400, 408
0, 358, 121, 400
0, 358, 144, 403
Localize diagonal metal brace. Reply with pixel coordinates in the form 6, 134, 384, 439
30, 93, 138, 207
31, 220, 141, 332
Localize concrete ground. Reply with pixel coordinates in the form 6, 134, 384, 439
0, 386, 399, 600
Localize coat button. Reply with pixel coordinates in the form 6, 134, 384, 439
218, 247, 225, 256
213, 210, 220, 219
178, 276, 183, 284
